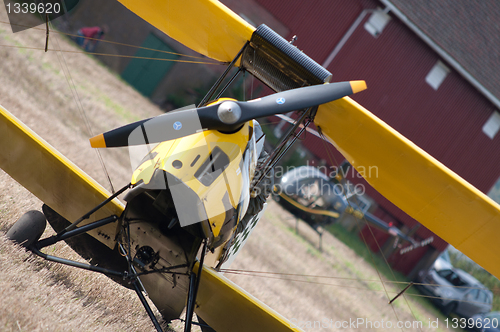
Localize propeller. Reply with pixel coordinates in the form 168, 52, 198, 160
90, 81, 366, 148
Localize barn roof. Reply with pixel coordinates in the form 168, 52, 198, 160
382, 0, 500, 109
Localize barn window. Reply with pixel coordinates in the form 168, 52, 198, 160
483, 111, 500, 139
426, 60, 450, 90
364, 10, 391, 37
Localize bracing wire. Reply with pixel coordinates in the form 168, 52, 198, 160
221, 268, 496, 290
317, 131, 409, 330
220, 268, 494, 307
0, 43, 224, 65
0, 18, 221, 193
0, 20, 223, 64
48, 21, 116, 193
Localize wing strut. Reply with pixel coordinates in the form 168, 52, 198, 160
251, 107, 316, 191
198, 41, 249, 107
185, 240, 209, 332
58, 182, 130, 235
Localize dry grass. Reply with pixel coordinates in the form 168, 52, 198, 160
0, 234, 160, 332
0, 4, 461, 332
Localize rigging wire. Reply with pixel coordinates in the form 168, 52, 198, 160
0, 43, 224, 65
0, 20, 222, 63
0, 19, 222, 191
317, 131, 408, 329
242, 69, 246, 101
220, 268, 495, 290
348, 190, 423, 324
220, 269, 493, 307
250, 48, 255, 99
48, 21, 116, 193
272, 115, 454, 324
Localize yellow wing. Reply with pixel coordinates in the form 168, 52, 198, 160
0, 104, 123, 248
315, 97, 500, 279
116, 0, 255, 62
194, 263, 303, 332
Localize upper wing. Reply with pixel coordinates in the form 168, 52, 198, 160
0, 104, 123, 248
194, 263, 303, 332
116, 0, 255, 62
315, 97, 500, 279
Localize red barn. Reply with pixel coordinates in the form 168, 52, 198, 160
223, 0, 500, 276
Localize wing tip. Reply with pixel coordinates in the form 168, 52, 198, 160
350, 80, 367, 94
89, 134, 106, 148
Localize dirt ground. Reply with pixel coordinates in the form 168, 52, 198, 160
0, 5, 459, 332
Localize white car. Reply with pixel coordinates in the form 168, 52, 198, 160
417, 267, 492, 317
433, 250, 453, 271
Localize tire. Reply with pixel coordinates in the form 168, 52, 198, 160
442, 301, 457, 316
6, 210, 47, 248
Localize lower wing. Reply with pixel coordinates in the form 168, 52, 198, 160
0, 104, 123, 248
195, 263, 302, 332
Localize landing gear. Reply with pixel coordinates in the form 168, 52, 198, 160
6, 210, 47, 248
5, 202, 213, 332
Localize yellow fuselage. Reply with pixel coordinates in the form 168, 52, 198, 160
131, 121, 256, 249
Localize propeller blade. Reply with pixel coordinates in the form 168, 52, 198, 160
237, 81, 366, 121
90, 81, 366, 148
90, 109, 203, 148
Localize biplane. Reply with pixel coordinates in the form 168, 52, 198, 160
2, 1, 500, 332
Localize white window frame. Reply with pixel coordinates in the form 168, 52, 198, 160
426, 60, 450, 90
483, 111, 500, 139
364, 10, 391, 37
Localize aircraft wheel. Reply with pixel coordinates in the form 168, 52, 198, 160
6, 210, 47, 248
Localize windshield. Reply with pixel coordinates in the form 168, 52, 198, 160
437, 269, 467, 287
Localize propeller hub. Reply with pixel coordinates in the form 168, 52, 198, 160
217, 101, 241, 125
